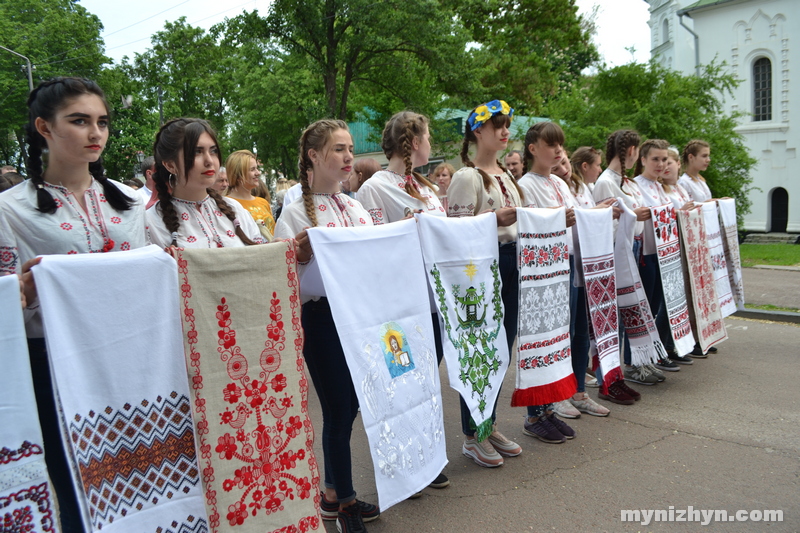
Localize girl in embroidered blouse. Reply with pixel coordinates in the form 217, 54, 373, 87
518, 123, 612, 425
0, 76, 148, 532
570, 146, 603, 194
446, 100, 524, 468
146, 118, 265, 249
272, 120, 379, 533
661, 147, 695, 210
678, 139, 713, 202
357, 111, 445, 224
633, 139, 695, 372
225, 150, 276, 239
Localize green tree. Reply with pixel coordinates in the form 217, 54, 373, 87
0, 0, 107, 171
546, 61, 757, 216
448, 0, 599, 115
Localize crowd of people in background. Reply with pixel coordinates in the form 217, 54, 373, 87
0, 77, 728, 533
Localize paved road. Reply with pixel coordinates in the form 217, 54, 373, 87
308, 316, 800, 532
742, 267, 800, 309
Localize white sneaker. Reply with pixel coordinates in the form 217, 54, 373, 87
585, 374, 599, 388
552, 399, 581, 419
570, 393, 610, 417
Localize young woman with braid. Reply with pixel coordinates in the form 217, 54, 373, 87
517, 123, 613, 427
146, 118, 266, 249
356, 111, 445, 223
447, 100, 524, 468
591, 130, 652, 402
678, 140, 713, 202
633, 139, 694, 370
0, 77, 148, 532
570, 146, 604, 194
354, 110, 452, 490
272, 120, 379, 533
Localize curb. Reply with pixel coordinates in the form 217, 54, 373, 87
733, 309, 800, 325
750, 265, 800, 272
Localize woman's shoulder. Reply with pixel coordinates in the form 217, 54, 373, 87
0, 180, 35, 208
452, 166, 480, 180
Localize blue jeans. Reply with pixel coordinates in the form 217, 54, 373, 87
301, 299, 359, 504
29, 338, 86, 533
569, 256, 590, 393
460, 243, 517, 436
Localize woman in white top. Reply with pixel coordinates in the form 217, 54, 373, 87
272, 120, 379, 533
146, 118, 265, 249
678, 139, 713, 202
570, 146, 603, 194
591, 130, 652, 403
447, 100, 524, 467
0, 76, 148, 532
661, 147, 695, 210
633, 139, 694, 369
357, 111, 445, 224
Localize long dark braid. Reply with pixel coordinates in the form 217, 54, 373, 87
25, 77, 133, 214
605, 130, 641, 195
153, 117, 256, 246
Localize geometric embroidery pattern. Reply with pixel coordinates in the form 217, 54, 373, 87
69, 393, 200, 530
0, 482, 56, 533
519, 281, 570, 337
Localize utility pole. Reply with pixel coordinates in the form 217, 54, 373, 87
0, 46, 34, 92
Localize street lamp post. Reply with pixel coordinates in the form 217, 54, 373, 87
0, 46, 34, 92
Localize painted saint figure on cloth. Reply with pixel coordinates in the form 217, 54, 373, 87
380, 322, 416, 378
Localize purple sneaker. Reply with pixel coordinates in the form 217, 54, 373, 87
523, 416, 566, 444
547, 413, 576, 439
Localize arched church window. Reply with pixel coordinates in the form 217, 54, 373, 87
753, 57, 772, 121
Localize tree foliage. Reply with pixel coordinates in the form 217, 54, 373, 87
546, 61, 757, 216
0, 0, 107, 170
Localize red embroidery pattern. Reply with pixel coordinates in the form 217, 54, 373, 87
0, 483, 55, 532
178, 243, 320, 532
60, 223, 72, 231
0, 441, 42, 464
519, 242, 568, 268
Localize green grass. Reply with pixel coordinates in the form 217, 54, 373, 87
745, 303, 800, 314
739, 243, 800, 268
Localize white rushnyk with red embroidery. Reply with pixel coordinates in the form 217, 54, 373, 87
573, 207, 622, 385
717, 198, 745, 311
513, 207, 577, 405
0, 276, 58, 533
701, 202, 737, 318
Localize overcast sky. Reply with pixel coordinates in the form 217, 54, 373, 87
78, 0, 652, 67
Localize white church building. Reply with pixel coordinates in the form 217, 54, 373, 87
647, 0, 798, 233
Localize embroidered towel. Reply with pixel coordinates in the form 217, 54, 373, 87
512, 208, 576, 405
615, 201, 667, 366
175, 242, 321, 532
33, 245, 208, 533
308, 219, 447, 511
650, 204, 696, 356
701, 202, 736, 318
0, 275, 58, 533
677, 208, 728, 352
717, 199, 745, 311
573, 207, 622, 385
416, 213, 509, 439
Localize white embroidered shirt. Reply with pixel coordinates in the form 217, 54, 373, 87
356, 170, 445, 224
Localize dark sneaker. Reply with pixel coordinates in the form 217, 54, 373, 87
618, 381, 641, 401
321, 493, 380, 523
337, 503, 367, 533
624, 365, 658, 385
655, 357, 680, 372
429, 472, 450, 489
547, 413, 576, 439
708, 346, 718, 354
523, 416, 566, 443
668, 352, 694, 365
690, 344, 709, 358
598, 381, 635, 405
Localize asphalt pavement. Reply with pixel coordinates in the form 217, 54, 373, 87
309, 316, 800, 532
741, 267, 800, 310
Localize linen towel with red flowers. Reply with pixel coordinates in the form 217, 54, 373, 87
650, 204, 697, 356
175, 242, 321, 532
677, 208, 729, 353
701, 202, 737, 318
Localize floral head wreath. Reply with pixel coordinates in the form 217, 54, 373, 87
467, 100, 514, 131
